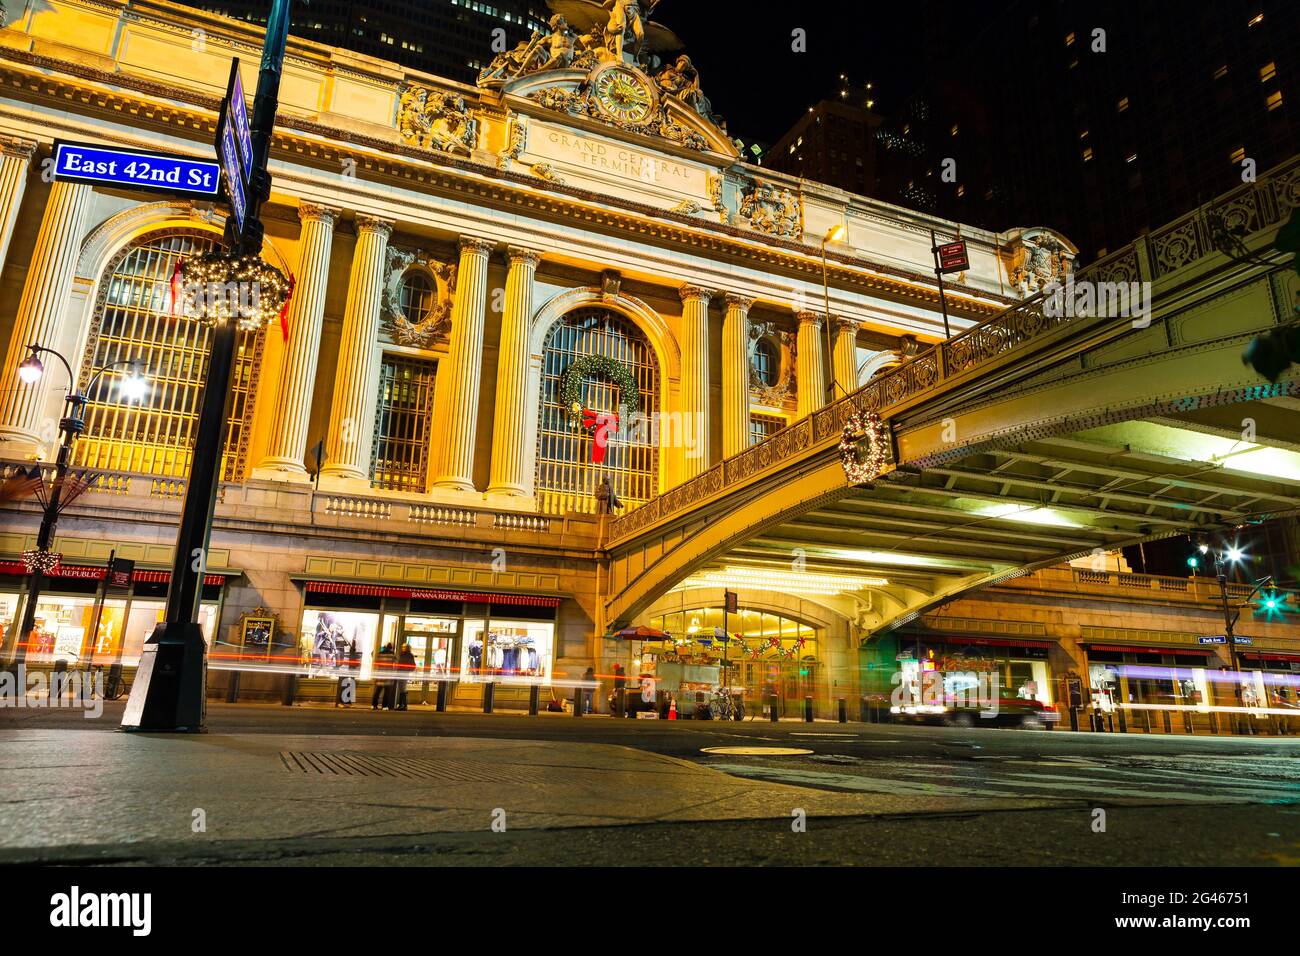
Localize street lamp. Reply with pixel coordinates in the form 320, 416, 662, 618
821, 223, 848, 401
8, 343, 147, 669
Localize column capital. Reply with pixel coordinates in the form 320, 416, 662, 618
0, 137, 37, 160
679, 284, 715, 305
795, 309, 824, 328
723, 292, 755, 312
459, 235, 495, 256
298, 201, 340, 226
354, 214, 393, 239
506, 245, 543, 268
833, 315, 860, 334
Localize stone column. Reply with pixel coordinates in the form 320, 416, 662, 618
0, 180, 93, 455
321, 214, 392, 484
255, 202, 339, 479
0, 138, 35, 279
678, 284, 713, 478
432, 236, 493, 492
487, 245, 541, 498
796, 309, 828, 419
721, 292, 754, 459
832, 316, 860, 400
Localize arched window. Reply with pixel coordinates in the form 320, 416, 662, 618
536, 307, 659, 514
74, 229, 265, 480
752, 338, 779, 387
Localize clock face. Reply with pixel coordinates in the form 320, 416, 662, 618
593, 67, 655, 124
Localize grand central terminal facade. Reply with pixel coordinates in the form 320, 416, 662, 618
1, 0, 1295, 722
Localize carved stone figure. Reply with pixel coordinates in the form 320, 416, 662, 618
655, 54, 718, 126
1008, 231, 1075, 293
397, 86, 478, 155
739, 181, 802, 238
381, 246, 458, 347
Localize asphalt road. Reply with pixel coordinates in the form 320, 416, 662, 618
5, 701, 1299, 865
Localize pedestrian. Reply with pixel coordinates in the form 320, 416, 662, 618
613, 662, 626, 717
372, 642, 396, 710
582, 665, 596, 714
396, 642, 416, 710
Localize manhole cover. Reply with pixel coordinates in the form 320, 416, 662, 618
280, 751, 532, 783
700, 746, 814, 756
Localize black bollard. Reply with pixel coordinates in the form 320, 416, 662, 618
615, 687, 626, 719
1117, 706, 1128, 733
573, 685, 583, 717
1068, 706, 1079, 732
483, 682, 495, 714
1161, 709, 1172, 734
838, 697, 847, 723
528, 684, 540, 716
436, 680, 448, 712
281, 672, 297, 706
226, 669, 241, 703
803, 696, 814, 722
769, 698, 779, 722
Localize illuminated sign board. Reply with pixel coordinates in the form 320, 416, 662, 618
51, 141, 221, 198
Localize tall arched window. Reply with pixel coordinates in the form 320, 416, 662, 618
535, 307, 659, 514
74, 229, 265, 480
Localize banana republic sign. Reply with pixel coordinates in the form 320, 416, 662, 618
525, 121, 709, 200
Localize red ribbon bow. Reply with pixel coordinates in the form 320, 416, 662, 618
581, 409, 619, 465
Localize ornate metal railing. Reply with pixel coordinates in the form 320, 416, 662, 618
606, 155, 1300, 546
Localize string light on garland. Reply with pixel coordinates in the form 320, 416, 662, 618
169, 253, 293, 332
22, 549, 60, 575
559, 355, 640, 430
840, 409, 889, 484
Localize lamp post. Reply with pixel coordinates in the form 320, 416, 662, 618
8, 343, 147, 669
1198, 540, 1271, 733
821, 223, 848, 400
121, 0, 295, 731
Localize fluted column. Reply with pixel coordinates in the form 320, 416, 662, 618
832, 316, 860, 400
796, 310, 828, 419
432, 236, 493, 492
721, 292, 754, 459
0, 180, 93, 454
0, 138, 36, 280
678, 284, 714, 477
256, 202, 339, 479
321, 215, 392, 483
487, 245, 541, 497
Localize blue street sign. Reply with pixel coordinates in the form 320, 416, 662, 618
227, 63, 253, 175
1198, 636, 1227, 645
1236, 637, 1253, 646
51, 141, 221, 198
217, 120, 246, 232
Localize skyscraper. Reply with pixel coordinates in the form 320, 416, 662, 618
183, 0, 550, 84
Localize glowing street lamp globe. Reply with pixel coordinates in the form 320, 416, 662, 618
17, 351, 43, 384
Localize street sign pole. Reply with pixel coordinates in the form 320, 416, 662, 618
122, 0, 295, 732
930, 230, 952, 340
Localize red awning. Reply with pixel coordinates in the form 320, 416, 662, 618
304, 580, 561, 608
0, 561, 226, 586
1082, 642, 1212, 656
932, 635, 1054, 649
1242, 651, 1300, 663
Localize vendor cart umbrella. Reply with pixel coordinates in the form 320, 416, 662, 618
609, 625, 671, 642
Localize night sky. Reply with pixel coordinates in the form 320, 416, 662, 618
661, 0, 960, 143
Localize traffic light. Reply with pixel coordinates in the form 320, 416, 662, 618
1242, 323, 1299, 383
1187, 555, 1201, 570
1257, 590, 1289, 617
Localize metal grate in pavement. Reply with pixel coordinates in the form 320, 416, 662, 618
280, 750, 534, 783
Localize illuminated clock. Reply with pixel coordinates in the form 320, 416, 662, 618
591, 65, 656, 124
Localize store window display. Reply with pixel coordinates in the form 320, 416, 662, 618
301, 610, 379, 679
459, 619, 554, 682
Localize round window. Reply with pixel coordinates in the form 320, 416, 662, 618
399, 271, 435, 324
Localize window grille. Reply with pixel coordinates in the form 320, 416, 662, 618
74, 230, 264, 481
370, 353, 437, 492
535, 308, 659, 515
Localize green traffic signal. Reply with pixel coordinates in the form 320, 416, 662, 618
1187, 555, 1200, 569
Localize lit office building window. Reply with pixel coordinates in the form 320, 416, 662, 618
536, 308, 659, 514
75, 230, 263, 480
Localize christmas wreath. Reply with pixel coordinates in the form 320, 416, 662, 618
840, 409, 888, 484
559, 355, 640, 428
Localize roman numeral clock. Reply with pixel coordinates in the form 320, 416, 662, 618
590, 63, 657, 125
